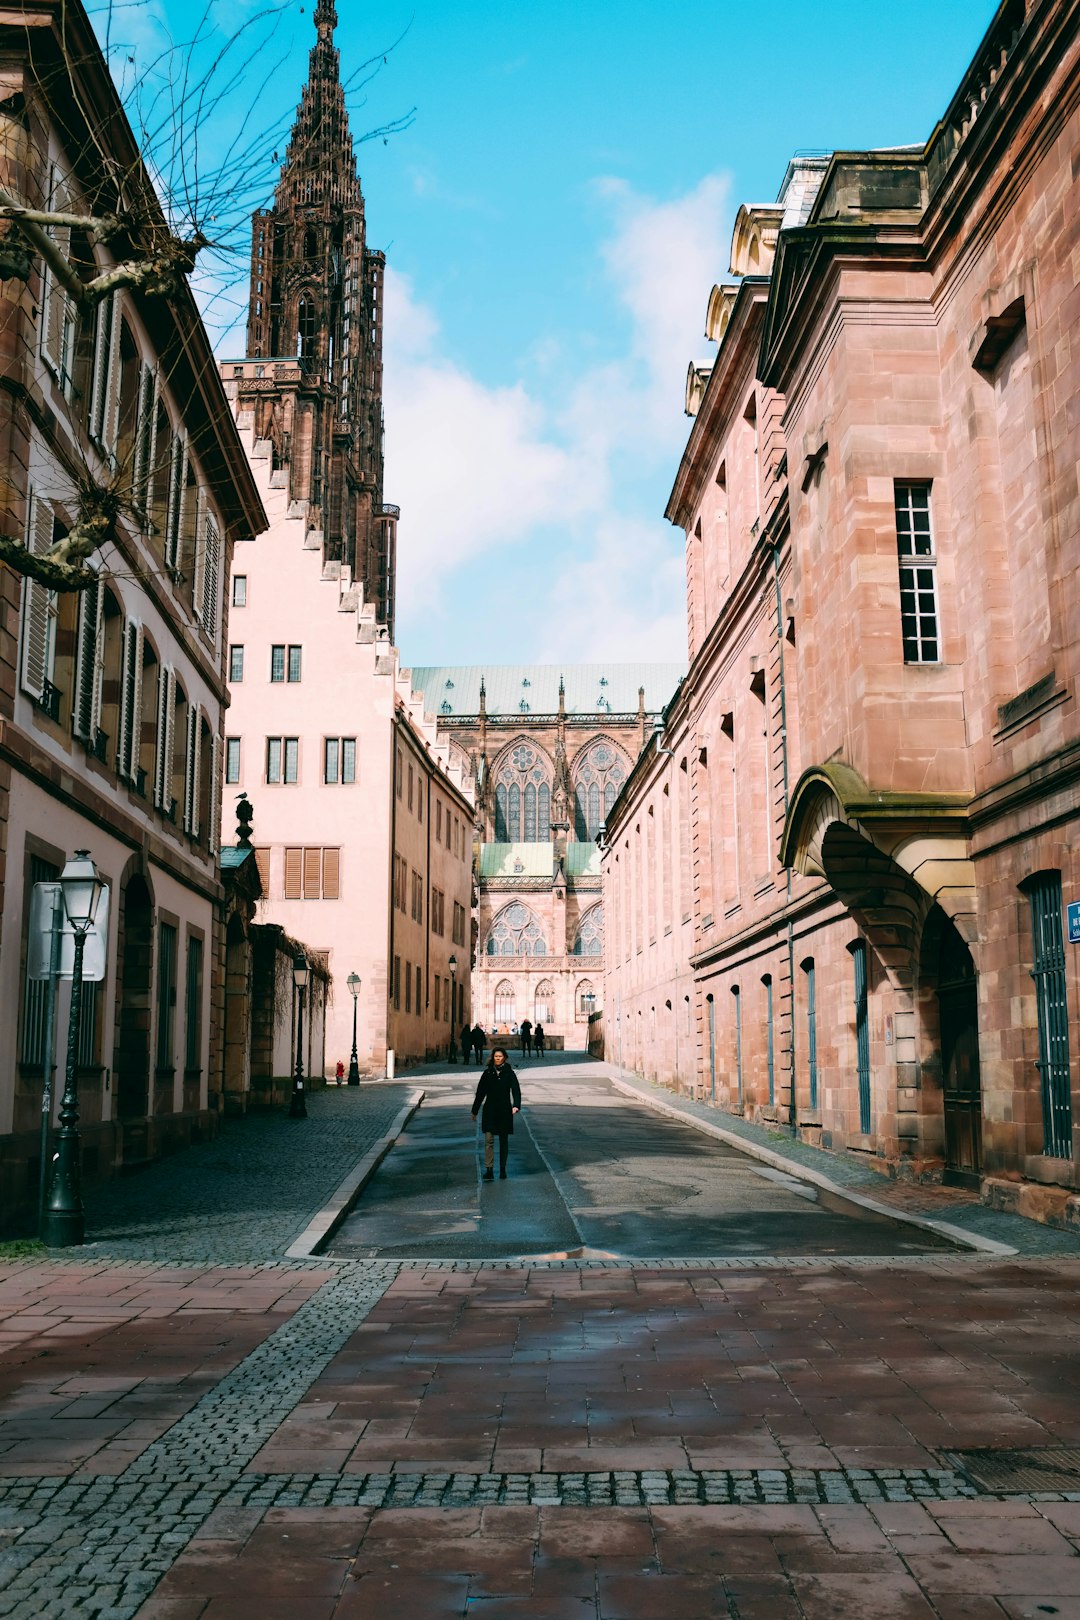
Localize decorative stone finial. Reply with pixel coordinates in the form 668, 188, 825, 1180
236, 792, 254, 848
314, 0, 338, 42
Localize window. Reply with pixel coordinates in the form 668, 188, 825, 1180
485, 903, 548, 957
73, 568, 105, 744
395, 749, 402, 799
283, 847, 340, 900
494, 740, 552, 843
225, 738, 241, 784
76, 980, 99, 1070
405, 959, 412, 1013
434, 976, 441, 1021
411, 870, 424, 924
408, 763, 414, 811
393, 955, 401, 1010
436, 801, 442, 840
575, 981, 595, 1021
266, 737, 298, 783
573, 741, 629, 842
288, 645, 302, 682
452, 901, 467, 947
803, 959, 818, 1113
270, 645, 285, 682
229, 646, 244, 683
535, 981, 554, 1024
185, 937, 203, 1071
156, 922, 177, 1071
1025, 873, 1072, 1158
324, 737, 356, 784
20, 855, 60, 1065
393, 854, 407, 912
572, 904, 604, 957
894, 482, 940, 663
851, 942, 872, 1134
232, 575, 247, 607
494, 981, 515, 1024
20, 495, 60, 706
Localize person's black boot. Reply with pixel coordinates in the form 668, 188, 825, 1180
499, 1165, 507, 1179
483, 1168, 494, 1181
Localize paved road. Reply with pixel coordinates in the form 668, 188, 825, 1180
331, 1056, 955, 1260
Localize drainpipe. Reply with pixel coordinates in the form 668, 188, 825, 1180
772, 539, 797, 1130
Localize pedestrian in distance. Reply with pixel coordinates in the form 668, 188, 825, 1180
471, 1045, 521, 1180
534, 1023, 545, 1058
472, 1023, 486, 1066
335, 1060, 345, 1084
460, 1022, 473, 1064
520, 1017, 532, 1057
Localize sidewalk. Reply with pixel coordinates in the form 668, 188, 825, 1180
604, 1064, 1080, 1257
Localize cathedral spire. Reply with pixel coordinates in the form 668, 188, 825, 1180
315, 0, 338, 41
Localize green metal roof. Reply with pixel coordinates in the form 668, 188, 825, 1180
478, 841, 600, 880
566, 842, 600, 878
408, 663, 684, 720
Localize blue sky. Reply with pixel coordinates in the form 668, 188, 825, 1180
107, 0, 997, 668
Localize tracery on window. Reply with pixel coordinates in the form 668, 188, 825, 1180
572, 904, 604, 957
493, 739, 552, 842
493, 980, 515, 1024
485, 902, 548, 957
572, 740, 629, 841
534, 980, 554, 1023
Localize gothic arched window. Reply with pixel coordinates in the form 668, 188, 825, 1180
303, 227, 318, 262
576, 980, 597, 1020
534, 980, 555, 1024
297, 296, 317, 363
485, 902, 547, 957
573, 740, 629, 841
493, 740, 552, 843
572, 904, 604, 957
494, 980, 515, 1024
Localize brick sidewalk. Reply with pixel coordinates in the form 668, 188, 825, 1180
3, 1254, 1080, 1616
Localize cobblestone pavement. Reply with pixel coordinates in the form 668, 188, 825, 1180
81, 1084, 413, 1264
3, 1060, 1080, 1615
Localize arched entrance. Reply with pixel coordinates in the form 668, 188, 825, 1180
931, 911, 982, 1185
116, 872, 153, 1131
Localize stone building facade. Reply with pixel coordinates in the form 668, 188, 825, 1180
221, 7, 473, 1076
604, 0, 1080, 1225
409, 666, 683, 1044
0, 0, 266, 1229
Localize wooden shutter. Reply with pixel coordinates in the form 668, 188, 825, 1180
303, 846, 322, 899
133, 363, 157, 513
184, 704, 201, 836
102, 302, 123, 457
253, 846, 271, 895
192, 485, 206, 617
323, 848, 340, 900
284, 847, 302, 900
20, 494, 55, 699
208, 733, 221, 855
154, 666, 176, 808
73, 569, 103, 739
41, 166, 73, 384
165, 437, 185, 570
201, 507, 220, 639
88, 292, 116, 443
118, 622, 144, 780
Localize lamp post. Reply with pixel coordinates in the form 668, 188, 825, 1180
346, 971, 361, 1084
290, 952, 309, 1118
448, 955, 457, 1059
41, 850, 104, 1248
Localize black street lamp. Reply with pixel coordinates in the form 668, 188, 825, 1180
290, 952, 309, 1118
42, 850, 104, 1248
347, 971, 361, 1084
448, 954, 457, 1058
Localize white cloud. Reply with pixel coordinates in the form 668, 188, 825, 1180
534, 515, 687, 665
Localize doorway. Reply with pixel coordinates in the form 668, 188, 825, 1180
936, 916, 983, 1186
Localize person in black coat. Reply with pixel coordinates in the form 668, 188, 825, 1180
471, 1046, 521, 1180
460, 1022, 474, 1064
472, 1023, 486, 1066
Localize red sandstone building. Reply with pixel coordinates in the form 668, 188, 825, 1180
604, 0, 1080, 1226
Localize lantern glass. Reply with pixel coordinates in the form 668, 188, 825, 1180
347, 972, 361, 997
59, 850, 104, 931
292, 953, 310, 991
448, 954, 457, 977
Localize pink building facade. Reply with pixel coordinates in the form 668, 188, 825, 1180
604, 0, 1080, 1227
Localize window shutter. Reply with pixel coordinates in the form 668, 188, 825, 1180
20, 494, 54, 700
192, 486, 207, 617
41, 167, 73, 384
133, 363, 157, 512
253, 846, 271, 895
154, 666, 176, 808
323, 847, 340, 901
201, 506, 220, 639
88, 292, 116, 442
208, 732, 221, 855
73, 568, 103, 739
117, 620, 143, 779
284, 847, 302, 900
165, 437, 186, 570
102, 299, 123, 457
303, 846, 321, 899
184, 704, 201, 836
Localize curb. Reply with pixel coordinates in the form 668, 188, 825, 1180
607, 1077, 1017, 1259
285, 1088, 426, 1259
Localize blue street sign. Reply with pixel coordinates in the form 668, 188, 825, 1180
1068, 901, 1080, 944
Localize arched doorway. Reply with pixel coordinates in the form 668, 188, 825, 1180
116, 873, 153, 1129
934, 912, 982, 1185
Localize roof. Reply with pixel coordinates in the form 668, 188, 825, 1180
220, 847, 255, 870
408, 664, 685, 720
479, 841, 601, 880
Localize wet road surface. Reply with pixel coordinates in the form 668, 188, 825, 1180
330, 1056, 958, 1261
